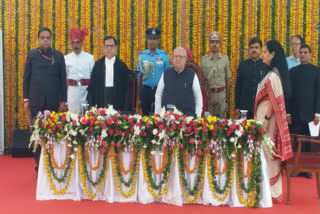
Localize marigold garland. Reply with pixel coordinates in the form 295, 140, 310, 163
142, 148, 174, 199
150, 147, 168, 174
84, 149, 103, 171
178, 149, 205, 203
50, 144, 70, 170
118, 148, 136, 175
111, 147, 140, 198
43, 144, 76, 195
183, 152, 199, 174
79, 145, 107, 199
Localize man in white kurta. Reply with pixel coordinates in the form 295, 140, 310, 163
65, 28, 95, 113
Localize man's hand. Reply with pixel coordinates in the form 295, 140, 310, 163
58, 102, 68, 112
313, 116, 319, 125
235, 109, 240, 119
24, 100, 32, 132
136, 97, 141, 110
287, 115, 292, 125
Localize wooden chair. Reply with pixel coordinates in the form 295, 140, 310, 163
285, 134, 320, 204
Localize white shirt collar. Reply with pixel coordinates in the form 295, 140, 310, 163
105, 56, 116, 64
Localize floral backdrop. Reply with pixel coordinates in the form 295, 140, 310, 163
0, 0, 319, 147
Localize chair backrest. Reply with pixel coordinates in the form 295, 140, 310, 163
290, 134, 320, 167
185, 61, 209, 115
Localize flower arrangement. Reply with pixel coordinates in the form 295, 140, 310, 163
30, 106, 274, 207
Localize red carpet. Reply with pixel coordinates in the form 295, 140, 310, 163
0, 154, 319, 214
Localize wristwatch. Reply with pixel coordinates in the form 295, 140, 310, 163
264, 115, 271, 120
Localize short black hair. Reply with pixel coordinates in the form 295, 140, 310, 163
291, 35, 303, 44
104, 36, 117, 46
248, 37, 262, 48
300, 44, 311, 53
38, 27, 52, 38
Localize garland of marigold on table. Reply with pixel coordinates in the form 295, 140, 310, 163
142, 148, 174, 199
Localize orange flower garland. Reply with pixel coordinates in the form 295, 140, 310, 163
240, 156, 251, 178
84, 149, 103, 171
183, 152, 199, 174
214, 156, 227, 175
118, 148, 136, 175
150, 147, 168, 174
50, 144, 70, 170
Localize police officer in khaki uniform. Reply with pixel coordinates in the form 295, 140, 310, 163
200, 31, 231, 117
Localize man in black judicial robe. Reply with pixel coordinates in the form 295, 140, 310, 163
235, 37, 266, 119
288, 44, 320, 178
87, 36, 130, 112
23, 27, 67, 174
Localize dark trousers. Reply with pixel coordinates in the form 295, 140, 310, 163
140, 85, 157, 116
290, 116, 317, 152
30, 104, 58, 171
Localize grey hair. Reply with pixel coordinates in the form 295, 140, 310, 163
173, 47, 187, 57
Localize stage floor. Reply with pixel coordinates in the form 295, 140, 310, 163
0, 155, 319, 214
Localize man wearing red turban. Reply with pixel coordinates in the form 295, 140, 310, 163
65, 28, 95, 113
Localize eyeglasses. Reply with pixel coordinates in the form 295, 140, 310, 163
291, 43, 301, 46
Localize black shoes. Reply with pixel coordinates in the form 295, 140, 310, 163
290, 172, 312, 179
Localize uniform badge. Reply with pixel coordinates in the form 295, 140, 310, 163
152, 29, 156, 35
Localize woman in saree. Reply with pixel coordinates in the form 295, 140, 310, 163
254, 40, 293, 202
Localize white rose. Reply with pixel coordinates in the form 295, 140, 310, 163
151, 140, 157, 144
150, 151, 155, 155
152, 129, 158, 135
230, 137, 235, 142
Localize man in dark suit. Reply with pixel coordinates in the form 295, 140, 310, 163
23, 27, 67, 173
288, 44, 320, 178
87, 36, 130, 112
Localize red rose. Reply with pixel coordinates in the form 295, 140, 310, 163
97, 136, 101, 141
99, 108, 106, 115
251, 125, 256, 130
125, 131, 129, 136
191, 152, 196, 156
214, 124, 218, 130
166, 128, 170, 133
136, 123, 141, 127
124, 115, 128, 120
197, 140, 202, 145
89, 111, 93, 116
102, 141, 107, 147
235, 125, 240, 130
159, 124, 164, 130
179, 145, 184, 149
130, 126, 134, 132
61, 114, 66, 122
89, 127, 93, 132
184, 153, 189, 157
193, 121, 197, 127
52, 126, 56, 131
202, 126, 207, 132
241, 120, 247, 125
102, 124, 107, 130
111, 142, 115, 146
146, 124, 150, 128
128, 117, 133, 123
89, 119, 94, 126
258, 128, 263, 133
226, 128, 233, 136
230, 123, 236, 129
72, 120, 77, 126
57, 124, 63, 130
197, 151, 203, 156
109, 129, 114, 135
113, 116, 117, 121
116, 143, 121, 147
117, 110, 121, 115
101, 148, 106, 153
189, 138, 195, 144
41, 123, 45, 128
257, 136, 262, 142
194, 129, 199, 135
172, 123, 176, 130
204, 147, 210, 151
187, 126, 192, 133
177, 125, 182, 130
118, 130, 123, 136
116, 120, 120, 127
250, 135, 255, 140
182, 120, 187, 126
114, 127, 118, 132
80, 118, 88, 125
142, 132, 147, 137
107, 118, 113, 125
